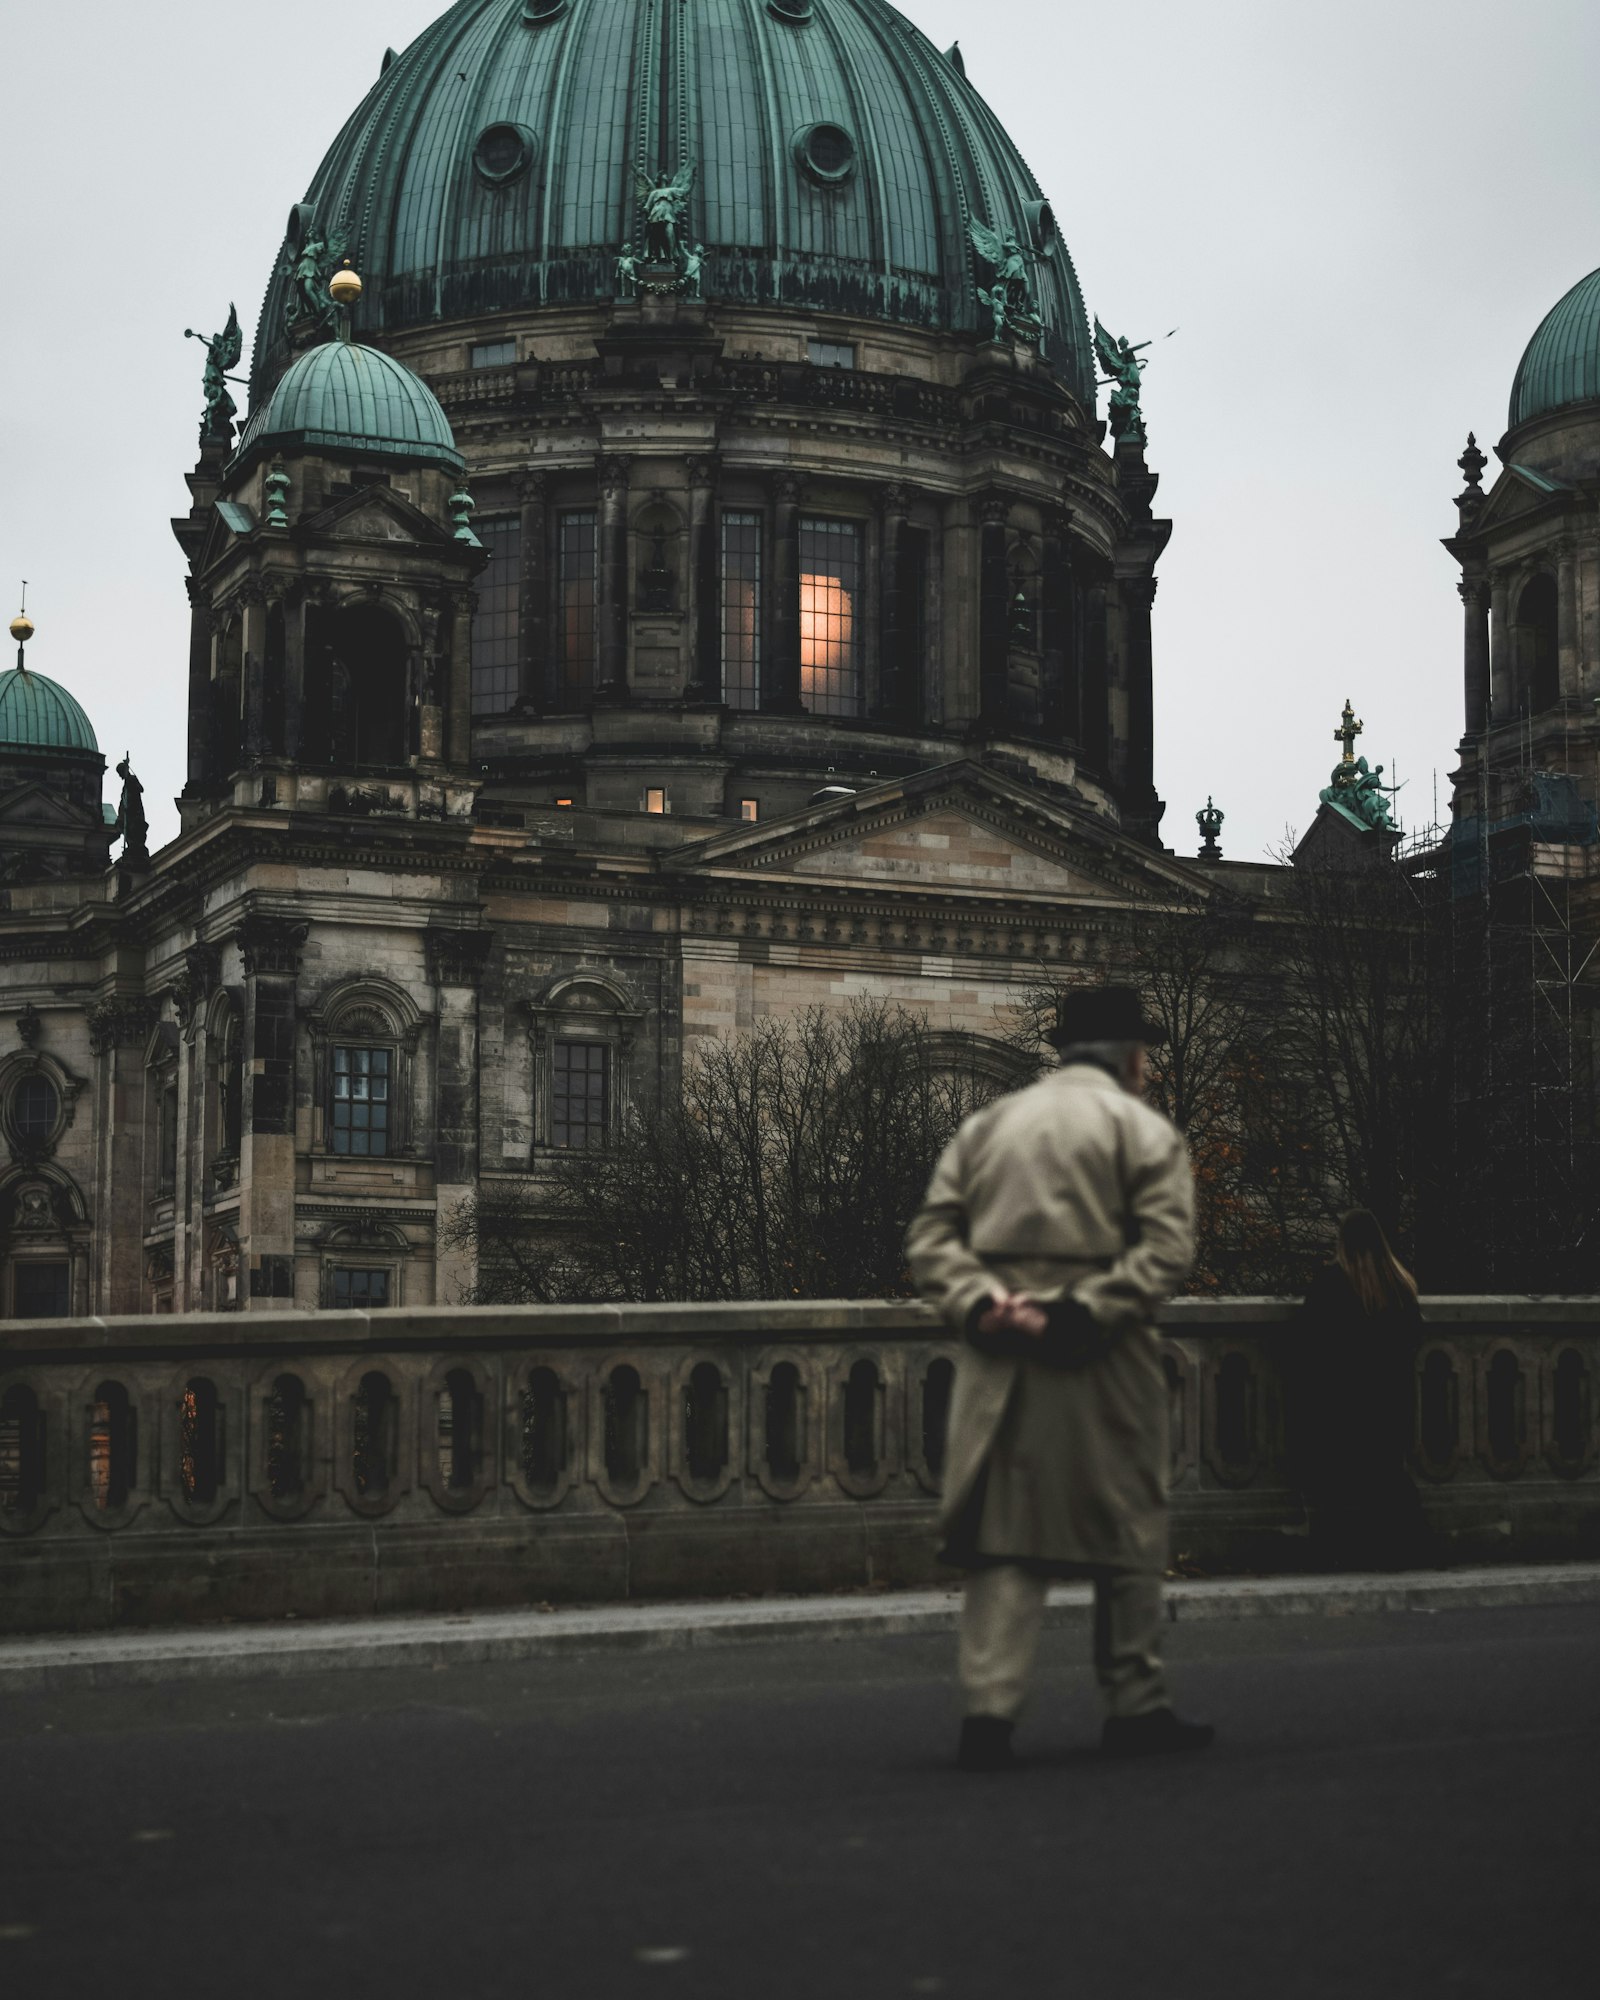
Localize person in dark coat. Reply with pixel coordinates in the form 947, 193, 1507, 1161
1288, 1209, 1425, 1570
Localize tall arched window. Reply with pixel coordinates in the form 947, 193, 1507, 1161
306, 602, 411, 769
305, 980, 424, 1162
1514, 573, 1559, 715
799, 517, 863, 716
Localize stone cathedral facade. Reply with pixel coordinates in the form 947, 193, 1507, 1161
1, 0, 1595, 1318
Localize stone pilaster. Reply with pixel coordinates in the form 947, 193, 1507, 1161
1459, 569, 1490, 738
596, 456, 630, 702
685, 457, 719, 701
235, 916, 306, 1311
878, 483, 910, 724
977, 493, 1011, 729
86, 996, 159, 1315
1488, 568, 1511, 726
1556, 539, 1580, 699
516, 472, 548, 713
426, 927, 492, 1306
1120, 576, 1163, 847
1040, 509, 1074, 744
765, 475, 804, 714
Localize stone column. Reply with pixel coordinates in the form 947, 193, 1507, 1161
765, 474, 804, 713
1459, 569, 1490, 737
686, 456, 719, 701
878, 483, 910, 723
516, 472, 548, 712
235, 916, 306, 1312
1120, 575, 1162, 845
596, 456, 630, 702
418, 599, 446, 767
239, 583, 268, 765
427, 928, 492, 1306
86, 997, 158, 1316
1040, 510, 1074, 743
185, 599, 214, 791
281, 585, 308, 765
1104, 583, 1131, 791
1488, 568, 1512, 726
978, 493, 1011, 729
1556, 538, 1580, 699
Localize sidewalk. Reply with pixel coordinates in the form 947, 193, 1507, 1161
2, 1561, 1596, 1694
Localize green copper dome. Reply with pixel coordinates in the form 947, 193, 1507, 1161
0, 668, 99, 755
1509, 264, 1600, 429
252, 0, 1094, 399
236, 339, 464, 471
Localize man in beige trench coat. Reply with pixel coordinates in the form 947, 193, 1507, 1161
905, 986, 1213, 1770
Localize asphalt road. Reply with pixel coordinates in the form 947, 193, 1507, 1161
2, 1606, 1594, 2000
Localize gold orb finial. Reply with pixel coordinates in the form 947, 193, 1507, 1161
8, 613, 33, 647
328, 260, 363, 307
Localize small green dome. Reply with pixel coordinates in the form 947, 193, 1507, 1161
235, 339, 463, 471
0, 668, 99, 754
1509, 265, 1600, 429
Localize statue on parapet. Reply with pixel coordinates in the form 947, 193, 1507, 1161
114, 754, 150, 865
615, 242, 638, 297
968, 217, 1041, 346
634, 163, 696, 265
184, 305, 242, 445
1094, 319, 1153, 445
1320, 755, 1400, 832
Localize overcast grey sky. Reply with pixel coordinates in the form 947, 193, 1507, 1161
4, 0, 1598, 860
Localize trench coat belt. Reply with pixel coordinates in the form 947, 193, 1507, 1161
971, 1251, 1116, 1267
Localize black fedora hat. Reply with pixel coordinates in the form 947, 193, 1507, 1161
1045, 984, 1166, 1049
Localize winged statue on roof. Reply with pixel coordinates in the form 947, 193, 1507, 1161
634, 162, 696, 266
283, 224, 351, 340
184, 304, 243, 445
967, 216, 1041, 345
1093, 317, 1151, 445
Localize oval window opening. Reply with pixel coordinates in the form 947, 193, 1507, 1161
473, 122, 536, 188
796, 123, 856, 186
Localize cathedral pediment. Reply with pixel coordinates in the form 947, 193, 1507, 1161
302, 483, 455, 549
673, 762, 1210, 907
1467, 463, 1578, 536
0, 782, 96, 830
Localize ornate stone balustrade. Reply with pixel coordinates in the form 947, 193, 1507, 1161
1, 1298, 1594, 1634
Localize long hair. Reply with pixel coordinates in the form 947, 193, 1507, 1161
1335, 1208, 1418, 1316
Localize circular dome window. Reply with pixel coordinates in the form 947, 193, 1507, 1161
521, 0, 567, 21
1025, 198, 1056, 257
767, 0, 814, 22
794, 122, 857, 186
473, 122, 538, 187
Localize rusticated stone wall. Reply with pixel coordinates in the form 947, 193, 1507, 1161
0, 1297, 1595, 1634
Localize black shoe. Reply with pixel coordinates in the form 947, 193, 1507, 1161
957, 1714, 1016, 1771
1100, 1707, 1215, 1758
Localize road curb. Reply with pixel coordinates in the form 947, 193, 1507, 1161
2, 1563, 1596, 1694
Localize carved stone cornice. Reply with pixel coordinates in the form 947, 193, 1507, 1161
687, 455, 718, 488
517, 471, 549, 507
87, 996, 159, 1056
425, 927, 493, 987
979, 492, 1012, 528
16, 1003, 41, 1049
170, 942, 222, 1029
597, 455, 632, 497
235, 916, 309, 979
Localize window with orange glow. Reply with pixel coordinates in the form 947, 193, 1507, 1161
740, 798, 759, 821
799, 518, 862, 716
645, 787, 666, 814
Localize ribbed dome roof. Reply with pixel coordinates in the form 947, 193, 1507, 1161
0, 668, 99, 754
235, 339, 464, 471
1509, 264, 1600, 430
252, 0, 1093, 399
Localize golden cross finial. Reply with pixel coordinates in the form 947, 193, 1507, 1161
1335, 698, 1362, 765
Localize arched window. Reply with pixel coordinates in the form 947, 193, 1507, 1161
527, 973, 642, 1156
306, 980, 423, 1162
799, 517, 863, 716
1514, 573, 1559, 715
307, 602, 411, 770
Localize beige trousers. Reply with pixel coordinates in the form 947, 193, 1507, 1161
958, 1564, 1169, 1722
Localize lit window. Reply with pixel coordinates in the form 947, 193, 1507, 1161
331, 1046, 391, 1157
556, 511, 597, 707
644, 787, 666, 814
721, 511, 762, 710
13, 1075, 58, 1142
552, 1040, 609, 1150
471, 340, 516, 368
740, 798, 759, 822
807, 340, 855, 369
14, 1261, 69, 1318
555, 796, 574, 808
799, 518, 863, 717
471, 514, 521, 717
330, 1268, 391, 1310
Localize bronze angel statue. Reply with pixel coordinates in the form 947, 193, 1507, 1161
184, 304, 242, 444
634, 163, 696, 265
1093, 317, 1150, 444
967, 216, 1039, 344
284, 225, 350, 337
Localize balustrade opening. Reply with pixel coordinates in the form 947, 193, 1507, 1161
765, 1363, 804, 1482
520, 1369, 567, 1490
683, 1362, 728, 1484
1487, 1351, 1526, 1470
1552, 1349, 1590, 1470
266, 1374, 311, 1502
89, 1381, 136, 1510
0, 1385, 45, 1512
843, 1359, 881, 1478
353, 1371, 398, 1498
1419, 1352, 1458, 1469
1214, 1354, 1256, 1470
179, 1377, 225, 1505
1163, 1353, 1187, 1479
921, 1359, 953, 1480
604, 1366, 647, 1488
438, 1368, 483, 1490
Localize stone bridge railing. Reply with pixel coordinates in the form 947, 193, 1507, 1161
1, 1299, 1595, 1633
